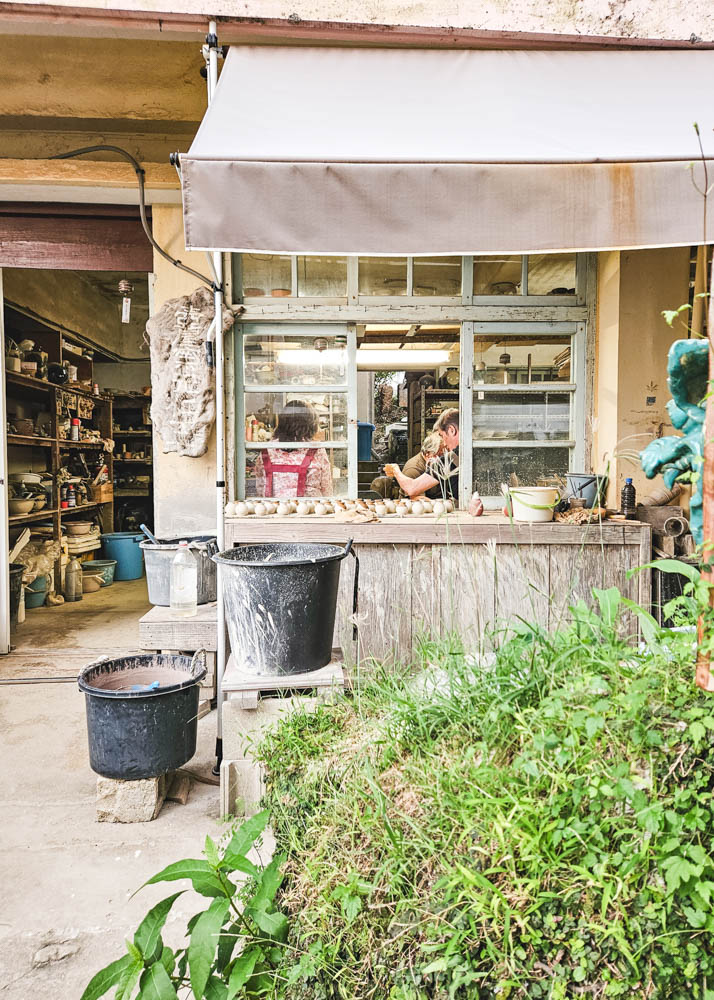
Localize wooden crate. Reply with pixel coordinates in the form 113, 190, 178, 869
90, 482, 113, 503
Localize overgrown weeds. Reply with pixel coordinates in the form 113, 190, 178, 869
258, 589, 714, 998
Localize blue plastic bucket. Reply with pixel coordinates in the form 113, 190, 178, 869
357, 422, 375, 462
100, 533, 144, 581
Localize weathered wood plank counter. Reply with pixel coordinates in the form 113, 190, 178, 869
224, 513, 652, 664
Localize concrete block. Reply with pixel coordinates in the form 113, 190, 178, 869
220, 758, 264, 818
96, 773, 169, 823
221, 696, 317, 761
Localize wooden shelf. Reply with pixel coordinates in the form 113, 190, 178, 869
61, 502, 109, 515
6, 434, 54, 447
9, 508, 58, 525
5, 371, 109, 402
6, 371, 53, 398
115, 489, 150, 497
7, 435, 107, 449
115, 459, 152, 465
114, 430, 152, 437
58, 439, 106, 449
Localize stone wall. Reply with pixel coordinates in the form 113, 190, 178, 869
9, 0, 713, 41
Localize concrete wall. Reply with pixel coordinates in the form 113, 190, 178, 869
592, 247, 691, 507
150, 204, 218, 536
94, 361, 152, 393
8, 0, 714, 40
2, 268, 147, 358
0, 35, 205, 161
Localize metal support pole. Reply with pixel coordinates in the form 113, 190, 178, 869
204, 19, 228, 769
696, 254, 714, 692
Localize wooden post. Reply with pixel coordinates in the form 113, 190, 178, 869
696, 257, 714, 691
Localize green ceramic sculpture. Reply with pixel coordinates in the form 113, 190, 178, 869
640, 338, 707, 544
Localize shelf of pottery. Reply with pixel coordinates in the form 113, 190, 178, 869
5, 361, 114, 586
110, 392, 153, 528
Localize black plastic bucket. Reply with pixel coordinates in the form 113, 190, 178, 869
78, 652, 207, 780
9, 563, 23, 626
213, 540, 357, 676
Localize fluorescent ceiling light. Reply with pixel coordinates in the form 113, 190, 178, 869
357, 349, 450, 369
276, 349, 345, 364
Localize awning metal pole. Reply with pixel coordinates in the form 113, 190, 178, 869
205, 18, 227, 772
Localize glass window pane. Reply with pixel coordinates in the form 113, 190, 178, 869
242, 254, 292, 297
474, 335, 572, 384
297, 256, 347, 297
473, 392, 571, 441
359, 257, 407, 295
473, 446, 570, 496
245, 447, 348, 499
244, 392, 348, 443
244, 333, 347, 386
527, 253, 576, 295
413, 257, 461, 296
474, 255, 522, 295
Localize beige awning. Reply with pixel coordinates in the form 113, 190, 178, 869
181, 45, 714, 255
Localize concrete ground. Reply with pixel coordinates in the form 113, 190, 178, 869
0, 579, 258, 999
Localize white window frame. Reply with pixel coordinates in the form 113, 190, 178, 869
236, 322, 356, 499
460, 321, 585, 508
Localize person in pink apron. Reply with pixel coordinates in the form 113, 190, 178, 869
255, 400, 332, 497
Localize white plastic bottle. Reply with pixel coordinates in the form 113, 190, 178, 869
170, 541, 198, 618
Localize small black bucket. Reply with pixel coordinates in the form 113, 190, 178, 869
78, 652, 207, 780
213, 540, 358, 676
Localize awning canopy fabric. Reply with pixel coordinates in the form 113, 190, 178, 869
181, 45, 714, 255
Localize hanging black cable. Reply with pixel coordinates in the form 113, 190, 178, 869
49, 144, 217, 290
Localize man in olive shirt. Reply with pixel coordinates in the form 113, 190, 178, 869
390, 410, 460, 499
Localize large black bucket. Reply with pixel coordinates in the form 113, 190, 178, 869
9, 563, 23, 626
213, 540, 357, 676
78, 652, 207, 780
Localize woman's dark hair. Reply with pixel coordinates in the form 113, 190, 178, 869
273, 399, 319, 442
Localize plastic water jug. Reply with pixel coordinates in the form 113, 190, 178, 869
170, 541, 197, 618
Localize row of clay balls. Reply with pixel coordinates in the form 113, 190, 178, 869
224, 497, 456, 517
226, 499, 338, 517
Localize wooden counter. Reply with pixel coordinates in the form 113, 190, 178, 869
224, 513, 652, 664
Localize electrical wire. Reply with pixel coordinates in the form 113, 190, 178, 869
49, 144, 216, 290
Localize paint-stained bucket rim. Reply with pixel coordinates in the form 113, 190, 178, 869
213, 542, 351, 569
78, 653, 207, 699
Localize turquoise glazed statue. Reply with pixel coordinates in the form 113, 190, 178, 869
640, 339, 707, 544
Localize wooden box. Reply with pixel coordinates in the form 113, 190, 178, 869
90, 482, 113, 503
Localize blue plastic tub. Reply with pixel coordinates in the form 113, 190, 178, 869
357, 422, 375, 462
100, 533, 144, 581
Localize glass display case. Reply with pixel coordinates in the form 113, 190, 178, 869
241, 254, 292, 297
413, 257, 462, 296
358, 257, 408, 296
297, 256, 347, 297
473, 255, 523, 296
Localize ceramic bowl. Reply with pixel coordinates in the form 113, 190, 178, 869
32, 496, 47, 511
9, 472, 42, 486
65, 521, 93, 536
82, 575, 103, 594
9, 498, 35, 515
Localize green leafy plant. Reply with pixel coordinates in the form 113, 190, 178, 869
81, 810, 289, 1000
256, 589, 714, 999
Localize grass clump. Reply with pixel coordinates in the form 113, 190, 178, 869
257, 590, 714, 999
